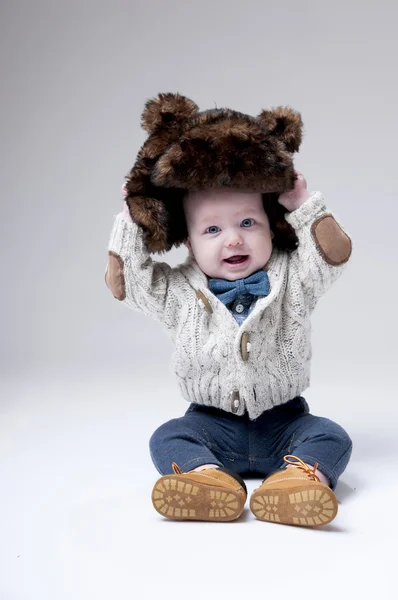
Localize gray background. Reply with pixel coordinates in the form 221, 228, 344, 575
1, 1, 397, 599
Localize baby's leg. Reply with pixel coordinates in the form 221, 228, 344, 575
279, 413, 353, 490
149, 406, 249, 521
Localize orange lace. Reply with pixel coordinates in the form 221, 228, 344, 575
172, 462, 183, 474
283, 455, 320, 482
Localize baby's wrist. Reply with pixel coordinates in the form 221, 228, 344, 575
122, 201, 132, 222
121, 182, 132, 221
299, 190, 312, 203
289, 190, 312, 211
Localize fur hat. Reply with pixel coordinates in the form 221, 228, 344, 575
124, 92, 303, 253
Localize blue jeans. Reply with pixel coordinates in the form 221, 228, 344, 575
149, 397, 352, 490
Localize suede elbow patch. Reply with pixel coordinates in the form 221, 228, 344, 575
105, 251, 126, 300
311, 215, 352, 266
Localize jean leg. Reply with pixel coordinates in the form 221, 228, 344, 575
149, 416, 225, 475
250, 396, 309, 476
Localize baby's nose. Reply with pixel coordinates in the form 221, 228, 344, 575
226, 234, 243, 246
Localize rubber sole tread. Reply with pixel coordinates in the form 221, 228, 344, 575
250, 482, 338, 526
152, 474, 245, 522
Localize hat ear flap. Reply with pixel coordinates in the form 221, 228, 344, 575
257, 107, 303, 153
141, 92, 199, 135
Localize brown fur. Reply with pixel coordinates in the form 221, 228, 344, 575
125, 93, 303, 254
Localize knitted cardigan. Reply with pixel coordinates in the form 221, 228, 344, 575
106, 192, 352, 420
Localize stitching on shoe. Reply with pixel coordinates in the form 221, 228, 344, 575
195, 471, 244, 490
261, 476, 317, 486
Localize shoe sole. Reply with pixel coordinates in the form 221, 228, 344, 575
152, 475, 245, 522
250, 483, 338, 527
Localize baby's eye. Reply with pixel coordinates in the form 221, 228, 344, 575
205, 226, 220, 234
241, 218, 255, 227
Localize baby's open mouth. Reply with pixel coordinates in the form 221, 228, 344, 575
224, 255, 249, 264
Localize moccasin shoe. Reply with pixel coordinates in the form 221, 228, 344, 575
152, 462, 247, 521
250, 455, 338, 527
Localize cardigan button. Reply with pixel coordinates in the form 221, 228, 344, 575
230, 389, 240, 413
195, 290, 213, 314
240, 332, 250, 361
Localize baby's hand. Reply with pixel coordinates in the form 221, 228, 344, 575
121, 182, 132, 222
278, 171, 311, 212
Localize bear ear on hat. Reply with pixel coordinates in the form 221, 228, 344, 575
257, 106, 303, 153
141, 92, 199, 135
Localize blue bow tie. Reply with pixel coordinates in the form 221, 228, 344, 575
208, 269, 270, 305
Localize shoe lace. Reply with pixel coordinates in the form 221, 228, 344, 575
171, 463, 216, 476
283, 455, 320, 482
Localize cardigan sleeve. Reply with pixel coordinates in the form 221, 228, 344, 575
284, 192, 352, 310
105, 212, 179, 327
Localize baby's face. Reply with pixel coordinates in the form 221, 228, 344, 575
183, 189, 273, 280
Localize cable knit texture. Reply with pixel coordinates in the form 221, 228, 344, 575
106, 192, 352, 420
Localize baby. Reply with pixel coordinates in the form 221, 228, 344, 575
107, 171, 353, 526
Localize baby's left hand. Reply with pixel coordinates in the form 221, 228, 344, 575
278, 171, 311, 212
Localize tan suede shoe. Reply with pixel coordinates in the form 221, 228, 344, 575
250, 455, 338, 527
152, 462, 247, 522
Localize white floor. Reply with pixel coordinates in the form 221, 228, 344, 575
1, 369, 396, 599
